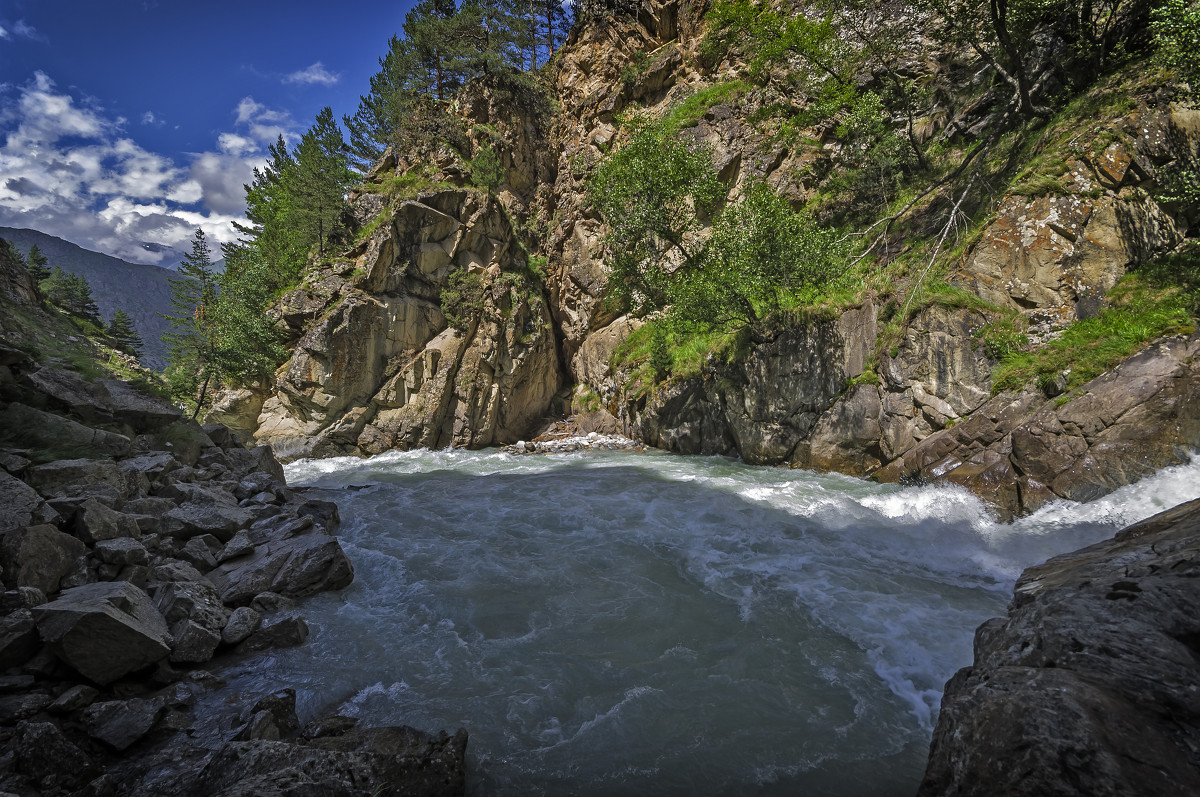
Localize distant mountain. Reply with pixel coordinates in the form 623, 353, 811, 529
0, 227, 175, 371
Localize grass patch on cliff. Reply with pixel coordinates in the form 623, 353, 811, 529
660, 80, 750, 134
612, 320, 743, 393
991, 261, 1198, 393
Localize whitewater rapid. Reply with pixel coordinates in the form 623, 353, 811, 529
209, 448, 1200, 796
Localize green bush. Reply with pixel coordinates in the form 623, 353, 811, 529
441, 270, 487, 332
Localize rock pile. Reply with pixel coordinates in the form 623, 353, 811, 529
0, 361, 465, 795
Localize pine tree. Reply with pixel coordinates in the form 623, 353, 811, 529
107, 309, 143, 357
40, 266, 102, 324
25, 244, 50, 282
290, 108, 355, 258
162, 229, 220, 418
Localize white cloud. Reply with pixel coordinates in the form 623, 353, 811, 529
284, 61, 340, 86
0, 73, 298, 265
13, 21, 39, 40
0, 26, 9, 40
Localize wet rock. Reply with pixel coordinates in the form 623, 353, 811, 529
0, 673, 34, 693
0, 610, 40, 669
1, 524, 86, 594
221, 607, 261, 645
250, 592, 294, 614
178, 537, 219, 572
154, 581, 228, 664
34, 581, 172, 684
919, 498, 1200, 796
208, 515, 353, 605
235, 613, 309, 653
194, 724, 468, 797
81, 696, 166, 751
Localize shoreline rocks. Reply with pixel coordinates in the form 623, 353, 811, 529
0, 363, 466, 796
918, 497, 1200, 796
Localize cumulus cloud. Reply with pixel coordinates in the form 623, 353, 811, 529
0, 73, 299, 265
283, 61, 340, 86
0, 20, 43, 42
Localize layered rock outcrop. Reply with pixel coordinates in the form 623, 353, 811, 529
919, 497, 1200, 796
215, 190, 561, 461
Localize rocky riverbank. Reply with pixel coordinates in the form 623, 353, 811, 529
0, 350, 466, 795
919, 496, 1200, 796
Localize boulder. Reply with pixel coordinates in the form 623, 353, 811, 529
33, 581, 172, 684
0, 610, 39, 668
75, 498, 142, 544
0, 469, 55, 534
93, 537, 150, 567
1, 524, 86, 594
0, 691, 52, 722
100, 378, 181, 429
0, 402, 132, 458
218, 530, 255, 563
27, 458, 130, 500
82, 696, 167, 751
194, 725, 468, 797
163, 501, 253, 543
154, 580, 229, 664
207, 517, 353, 605
235, 613, 309, 653
221, 606, 261, 645
49, 684, 99, 714
12, 720, 96, 790
919, 498, 1200, 796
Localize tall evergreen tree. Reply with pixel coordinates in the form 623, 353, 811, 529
40, 266, 102, 324
106, 309, 143, 357
25, 244, 50, 282
290, 108, 355, 258
162, 229, 220, 418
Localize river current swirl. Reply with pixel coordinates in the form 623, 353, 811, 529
208, 448, 1200, 796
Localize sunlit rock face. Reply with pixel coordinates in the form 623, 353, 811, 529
239, 190, 561, 461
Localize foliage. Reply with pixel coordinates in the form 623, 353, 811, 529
671, 182, 846, 338
342, 0, 566, 172
1152, 0, 1200, 86
587, 114, 724, 313
161, 230, 221, 417
106, 309, 143, 357
471, 143, 505, 194
39, 266, 102, 324
25, 244, 50, 282
441, 270, 487, 331
659, 81, 751, 134
620, 49, 652, 87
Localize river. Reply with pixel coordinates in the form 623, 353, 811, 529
208, 447, 1200, 796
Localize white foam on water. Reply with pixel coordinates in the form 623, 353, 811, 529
251, 447, 1200, 796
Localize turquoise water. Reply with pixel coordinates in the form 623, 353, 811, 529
212, 448, 1200, 796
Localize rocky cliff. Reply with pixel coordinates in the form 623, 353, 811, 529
918, 496, 1200, 796
212, 0, 1200, 521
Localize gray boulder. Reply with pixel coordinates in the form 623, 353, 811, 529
100, 378, 181, 429
33, 581, 172, 684
163, 501, 253, 543
13, 720, 96, 790
0, 610, 39, 668
0, 469, 56, 534
93, 537, 150, 566
221, 607, 261, 645
235, 613, 309, 653
0, 402, 132, 458
1, 524, 86, 594
82, 696, 166, 751
154, 579, 229, 664
27, 458, 130, 500
207, 515, 353, 605
75, 498, 142, 544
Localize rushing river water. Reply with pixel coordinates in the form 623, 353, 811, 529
211, 447, 1200, 796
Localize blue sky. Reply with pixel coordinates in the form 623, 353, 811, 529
0, 0, 417, 265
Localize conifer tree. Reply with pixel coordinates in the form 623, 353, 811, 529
25, 244, 50, 282
290, 108, 355, 258
162, 229, 220, 417
107, 308, 143, 357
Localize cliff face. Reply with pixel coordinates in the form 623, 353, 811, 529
216, 1, 1200, 519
